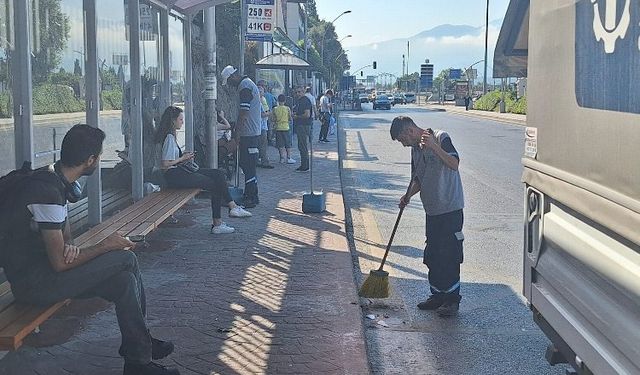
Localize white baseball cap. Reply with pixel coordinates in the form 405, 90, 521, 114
220, 65, 238, 86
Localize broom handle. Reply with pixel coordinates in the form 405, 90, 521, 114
377, 206, 405, 271
378, 182, 413, 270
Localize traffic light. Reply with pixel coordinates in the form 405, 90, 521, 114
372, 61, 377, 69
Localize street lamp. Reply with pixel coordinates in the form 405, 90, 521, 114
465, 59, 484, 96
321, 10, 351, 69
338, 34, 352, 43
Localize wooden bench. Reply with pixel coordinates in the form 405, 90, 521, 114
67, 188, 132, 234
0, 188, 200, 350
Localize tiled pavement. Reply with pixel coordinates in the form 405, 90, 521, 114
0, 125, 369, 375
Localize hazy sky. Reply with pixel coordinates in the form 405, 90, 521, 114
315, 0, 511, 48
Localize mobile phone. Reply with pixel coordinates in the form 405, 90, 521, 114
127, 234, 146, 243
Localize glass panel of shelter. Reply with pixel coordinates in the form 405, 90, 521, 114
29, 0, 87, 175
96, 1, 133, 202
0, 0, 14, 177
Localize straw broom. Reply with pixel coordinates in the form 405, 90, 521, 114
358, 186, 410, 298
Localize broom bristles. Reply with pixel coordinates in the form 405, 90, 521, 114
358, 269, 390, 298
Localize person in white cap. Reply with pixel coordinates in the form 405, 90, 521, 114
220, 65, 261, 208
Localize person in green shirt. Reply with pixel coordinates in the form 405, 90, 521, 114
273, 94, 296, 164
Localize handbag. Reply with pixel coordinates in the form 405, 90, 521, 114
177, 159, 199, 173
176, 143, 199, 173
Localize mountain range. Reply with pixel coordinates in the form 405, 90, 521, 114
346, 19, 504, 81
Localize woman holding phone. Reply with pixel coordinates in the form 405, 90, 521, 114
155, 106, 252, 234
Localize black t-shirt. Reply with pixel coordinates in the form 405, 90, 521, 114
4, 169, 67, 284
294, 96, 313, 126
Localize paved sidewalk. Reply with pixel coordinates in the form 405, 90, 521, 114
0, 125, 369, 374
423, 103, 527, 126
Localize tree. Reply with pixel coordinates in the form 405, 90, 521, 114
73, 58, 82, 76
31, 0, 71, 84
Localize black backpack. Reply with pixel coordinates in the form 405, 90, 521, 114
0, 162, 35, 266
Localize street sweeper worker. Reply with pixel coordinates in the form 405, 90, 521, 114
390, 116, 465, 317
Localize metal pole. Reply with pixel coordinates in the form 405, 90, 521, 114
204, 7, 217, 168
13, 0, 33, 169
184, 14, 194, 152
483, 0, 489, 94
239, 1, 246, 75
161, 9, 170, 109
84, 0, 102, 225
129, 0, 144, 201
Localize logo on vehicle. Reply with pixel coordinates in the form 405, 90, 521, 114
576, 0, 640, 114
590, 0, 631, 53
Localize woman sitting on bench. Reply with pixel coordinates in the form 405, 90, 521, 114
155, 106, 252, 234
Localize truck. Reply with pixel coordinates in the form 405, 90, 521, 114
495, 1, 640, 374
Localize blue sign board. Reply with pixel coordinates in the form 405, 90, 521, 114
449, 69, 463, 80
420, 76, 433, 90
341, 75, 356, 91
575, 0, 640, 114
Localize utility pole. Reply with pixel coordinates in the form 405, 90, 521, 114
483, 0, 489, 94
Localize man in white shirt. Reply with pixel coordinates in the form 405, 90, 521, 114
305, 87, 317, 120
318, 89, 334, 143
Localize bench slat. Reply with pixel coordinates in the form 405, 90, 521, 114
0, 301, 69, 350
142, 190, 199, 229
74, 191, 170, 245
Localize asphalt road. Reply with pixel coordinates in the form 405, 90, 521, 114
340, 103, 568, 374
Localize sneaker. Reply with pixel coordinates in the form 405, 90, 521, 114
151, 337, 174, 360
286, 158, 297, 164
123, 361, 180, 375
417, 295, 445, 310
229, 206, 252, 218
436, 295, 462, 318
295, 167, 309, 172
279, 157, 286, 164
210, 223, 235, 234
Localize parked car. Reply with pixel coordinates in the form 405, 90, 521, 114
404, 93, 416, 103
358, 93, 369, 103
392, 93, 406, 105
373, 95, 391, 110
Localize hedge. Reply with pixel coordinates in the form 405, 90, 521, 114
33, 84, 85, 115
101, 89, 123, 110
508, 96, 527, 114
473, 91, 502, 111
474, 91, 527, 115
0, 91, 12, 118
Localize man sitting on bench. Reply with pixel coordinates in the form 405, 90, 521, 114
3, 124, 179, 375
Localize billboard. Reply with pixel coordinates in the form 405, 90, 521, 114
245, 0, 275, 42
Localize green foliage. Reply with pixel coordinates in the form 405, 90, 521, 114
474, 91, 527, 114
474, 91, 503, 111
101, 89, 123, 110
32, 0, 71, 84
509, 95, 527, 114
32, 84, 85, 115
0, 91, 12, 118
